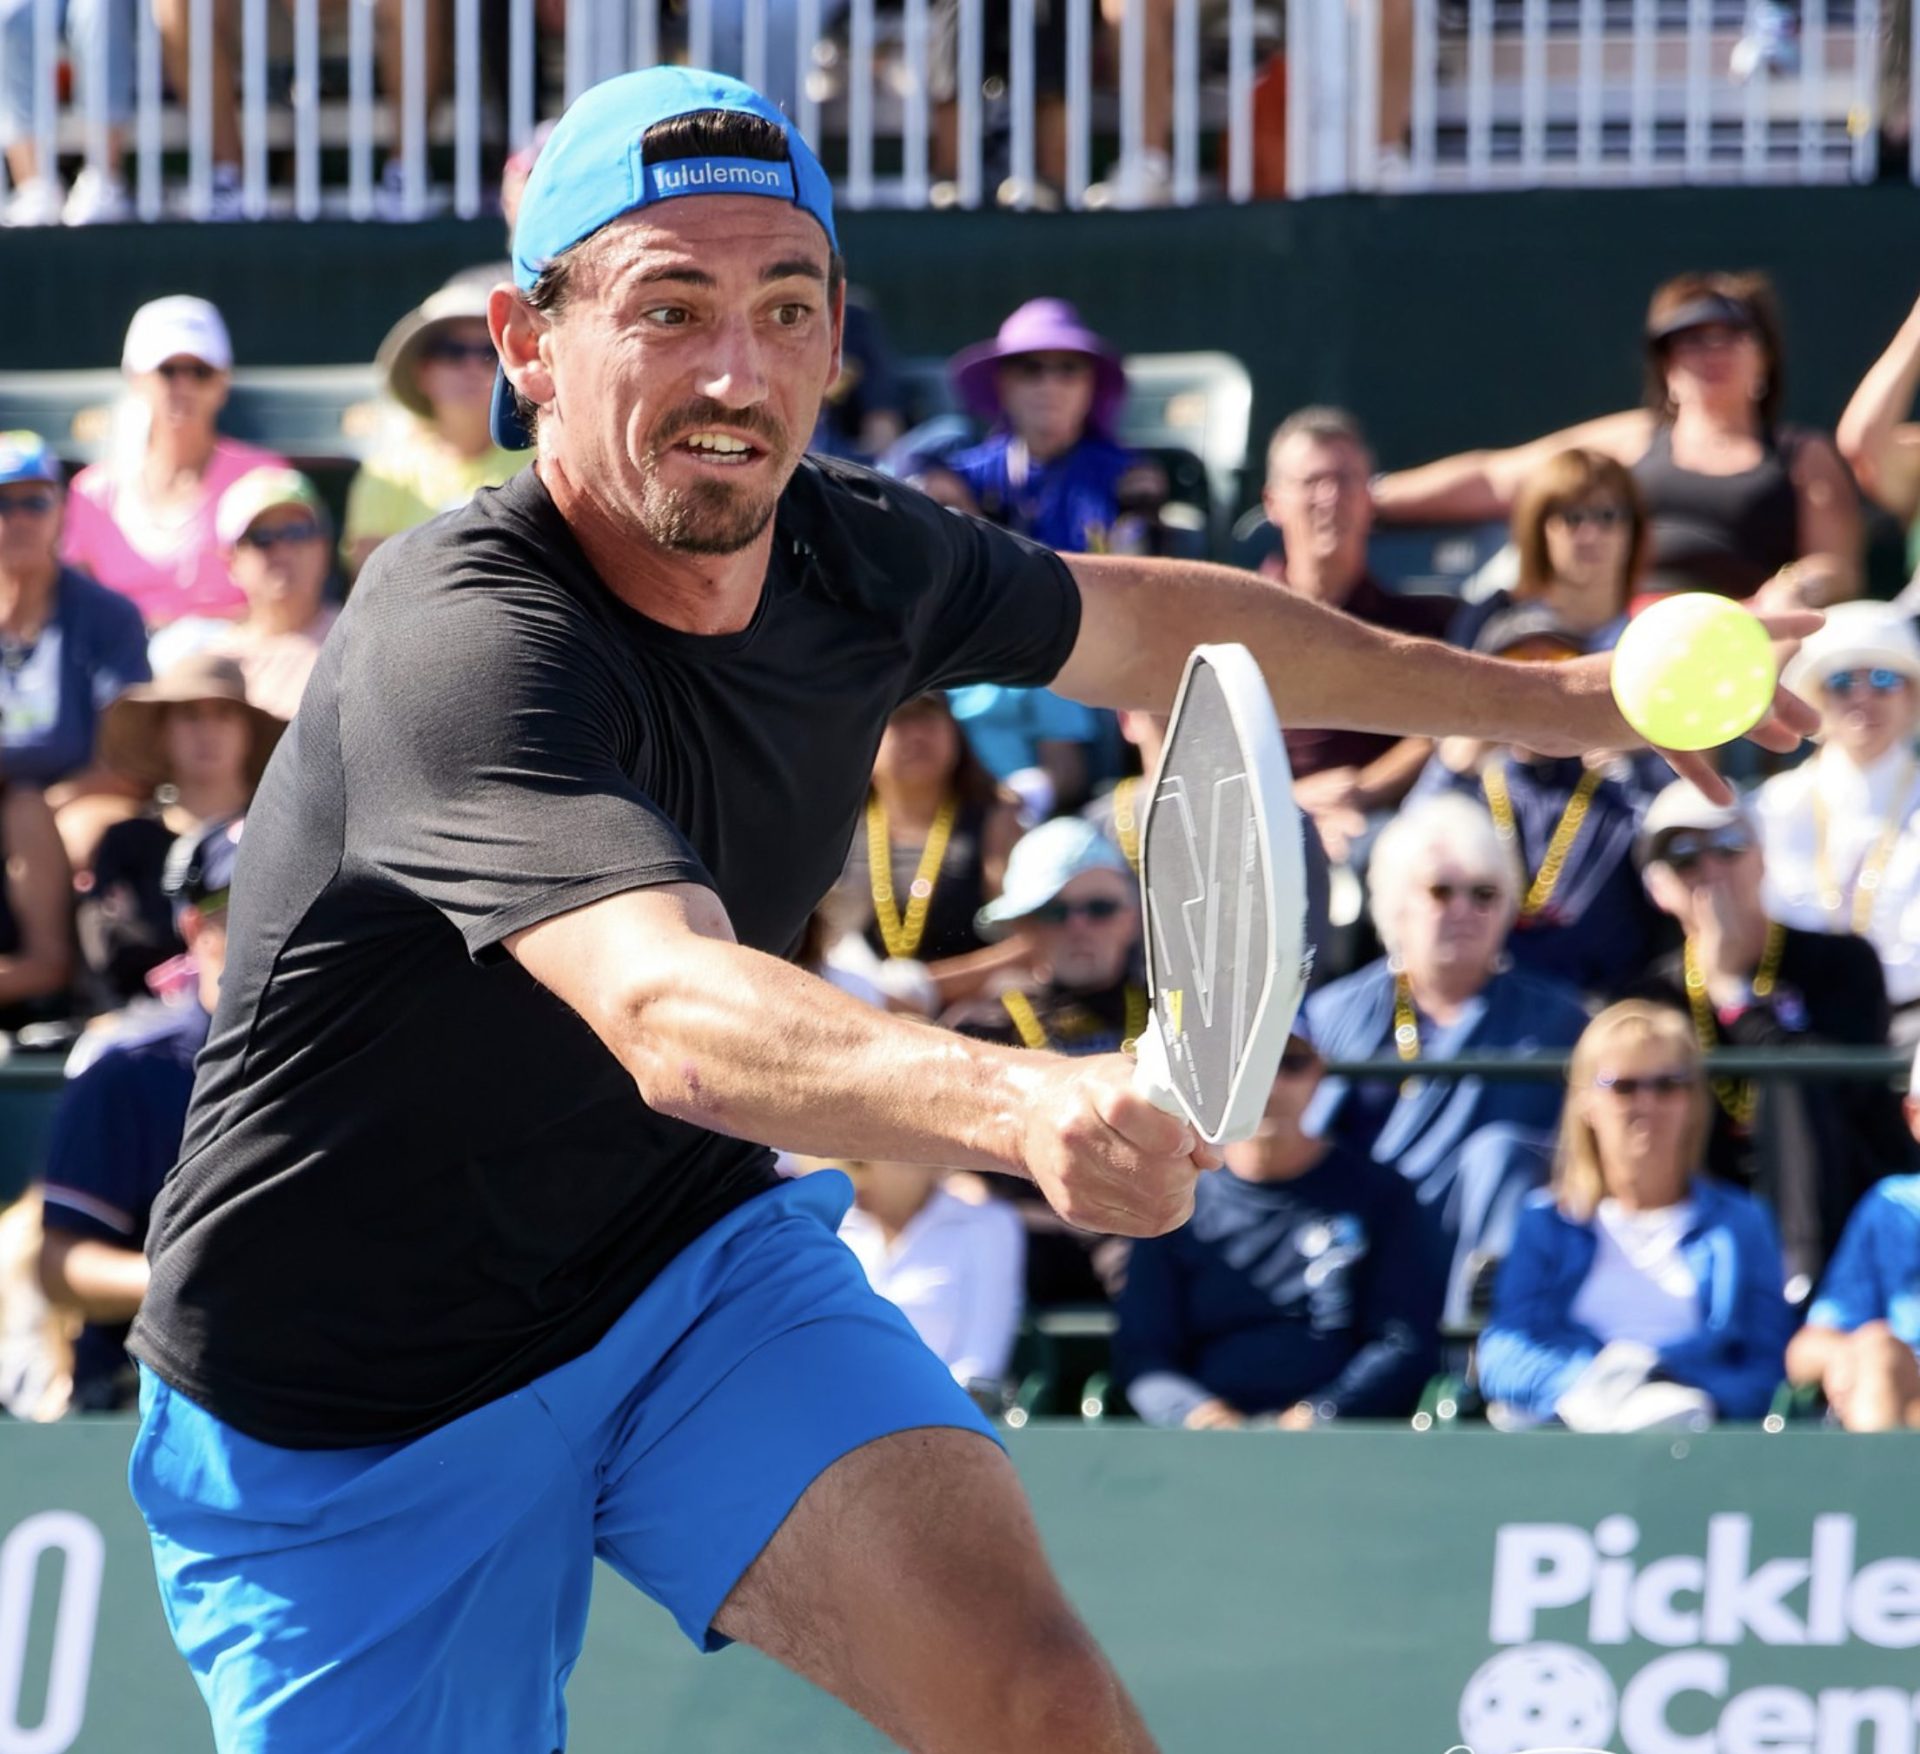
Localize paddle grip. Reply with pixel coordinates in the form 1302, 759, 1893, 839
1131, 1021, 1184, 1120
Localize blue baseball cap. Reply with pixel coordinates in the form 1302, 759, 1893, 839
491, 66, 839, 450
0, 432, 60, 488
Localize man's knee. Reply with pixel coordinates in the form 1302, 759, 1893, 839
987, 1612, 1137, 1754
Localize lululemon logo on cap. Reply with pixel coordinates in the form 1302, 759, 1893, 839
644, 157, 797, 201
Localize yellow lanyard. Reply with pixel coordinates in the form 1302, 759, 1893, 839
1482, 761, 1603, 923
1001, 987, 1149, 1053
1811, 753, 1917, 936
1683, 920, 1786, 1130
866, 795, 957, 960
1111, 777, 1143, 876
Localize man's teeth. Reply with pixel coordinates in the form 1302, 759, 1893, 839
683, 433, 753, 454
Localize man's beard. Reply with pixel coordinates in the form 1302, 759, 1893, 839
634, 470, 783, 555
632, 399, 797, 556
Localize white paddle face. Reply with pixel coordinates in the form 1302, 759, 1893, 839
1133, 644, 1309, 1146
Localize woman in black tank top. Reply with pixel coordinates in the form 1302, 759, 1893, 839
1373, 270, 1861, 610
852, 692, 1025, 1008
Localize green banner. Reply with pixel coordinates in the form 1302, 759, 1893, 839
4, 1422, 1920, 1753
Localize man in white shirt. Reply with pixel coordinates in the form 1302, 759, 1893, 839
1757, 603, 1920, 1033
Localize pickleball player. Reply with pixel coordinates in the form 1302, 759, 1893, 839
124, 67, 1814, 1754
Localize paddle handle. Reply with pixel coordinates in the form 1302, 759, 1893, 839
1131, 1020, 1185, 1119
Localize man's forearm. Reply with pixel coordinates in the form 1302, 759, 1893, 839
610, 933, 1047, 1173
1057, 554, 1602, 753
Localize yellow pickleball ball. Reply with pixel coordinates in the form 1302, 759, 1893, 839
1610, 592, 1777, 751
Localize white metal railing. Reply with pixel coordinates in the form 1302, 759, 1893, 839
0, 0, 1906, 218
1288, 0, 1896, 192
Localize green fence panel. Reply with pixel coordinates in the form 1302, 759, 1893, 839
6, 1420, 1920, 1754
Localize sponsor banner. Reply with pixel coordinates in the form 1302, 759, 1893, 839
3, 1424, 1918, 1752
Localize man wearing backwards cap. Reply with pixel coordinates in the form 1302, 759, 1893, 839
127, 68, 1816, 1754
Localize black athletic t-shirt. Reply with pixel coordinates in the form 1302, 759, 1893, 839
129, 459, 1081, 1448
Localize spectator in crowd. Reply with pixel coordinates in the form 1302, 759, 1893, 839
834, 1158, 1025, 1393
37, 816, 236, 1412
1623, 780, 1910, 1294
1835, 284, 1920, 591
1785, 1042, 1920, 1430
1115, 1017, 1444, 1429
0, 768, 75, 1031
957, 816, 1143, 1057
1479, 1001, 1794, 1429
61, 297, 286, 632
80, 654, 275, 1008
1373, 271, 1862, 610
921, 301, 1164, 811
1413, 602, 1668, 997
841, 692, 1024, 1016
1261, 407, 1456, 871
150, 468, 339, 720
1451, 448, 1648, 654
0, 1190, 71, 1421
1756, 603, 1920, 1037
1, 0, 132, 224
152, 0, 445, 219
342, 269, 525, 579
811, 292, 906, 465
1304, 794, 1590, 1321
951, 817, 1143, 1304
0, 432, 150, 791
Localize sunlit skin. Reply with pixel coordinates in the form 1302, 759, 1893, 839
491, 197, 844, 637
1574, 1035, 1700, 1213
1016, 868, 1138, 993
1818, 668, 1918, 770
1540, 494, 1633, 635
230, 504, 330, 636
993, 352, 1097, 464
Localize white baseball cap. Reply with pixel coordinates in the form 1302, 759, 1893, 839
1781, 601, 1920, 699
122, 295, 233, 376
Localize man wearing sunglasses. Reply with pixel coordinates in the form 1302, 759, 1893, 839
1755, 603, 1920, 1038
1625, 780, 1909, 1295
0, 431, 150, 790
954, 816, 1147, 1304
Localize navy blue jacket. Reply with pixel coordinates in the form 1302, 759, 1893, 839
1114, 1142, 1445, 1424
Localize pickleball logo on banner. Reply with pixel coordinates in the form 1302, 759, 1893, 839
1457, 1643, 1616, 1754
1459, 1513, 1920, 1754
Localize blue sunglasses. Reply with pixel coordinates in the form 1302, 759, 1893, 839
1823, 668, 1909, 697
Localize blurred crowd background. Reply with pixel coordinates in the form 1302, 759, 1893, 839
4, 245, 1920, 1442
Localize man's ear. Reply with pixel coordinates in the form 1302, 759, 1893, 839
490, 284, 555, 421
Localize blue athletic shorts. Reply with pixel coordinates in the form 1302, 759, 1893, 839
129, 1170, 999, 1754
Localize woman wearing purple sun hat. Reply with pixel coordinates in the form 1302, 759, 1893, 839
921, 298, 1165, 557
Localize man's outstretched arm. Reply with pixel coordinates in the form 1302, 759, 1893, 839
1053, 553, 1819, 800
506, 882, 1215, 1237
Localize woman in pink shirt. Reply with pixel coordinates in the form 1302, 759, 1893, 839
61, 296, 285, 632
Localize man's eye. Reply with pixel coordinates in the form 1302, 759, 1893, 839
773, 304, 811, 327
643, 307, 691, 328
